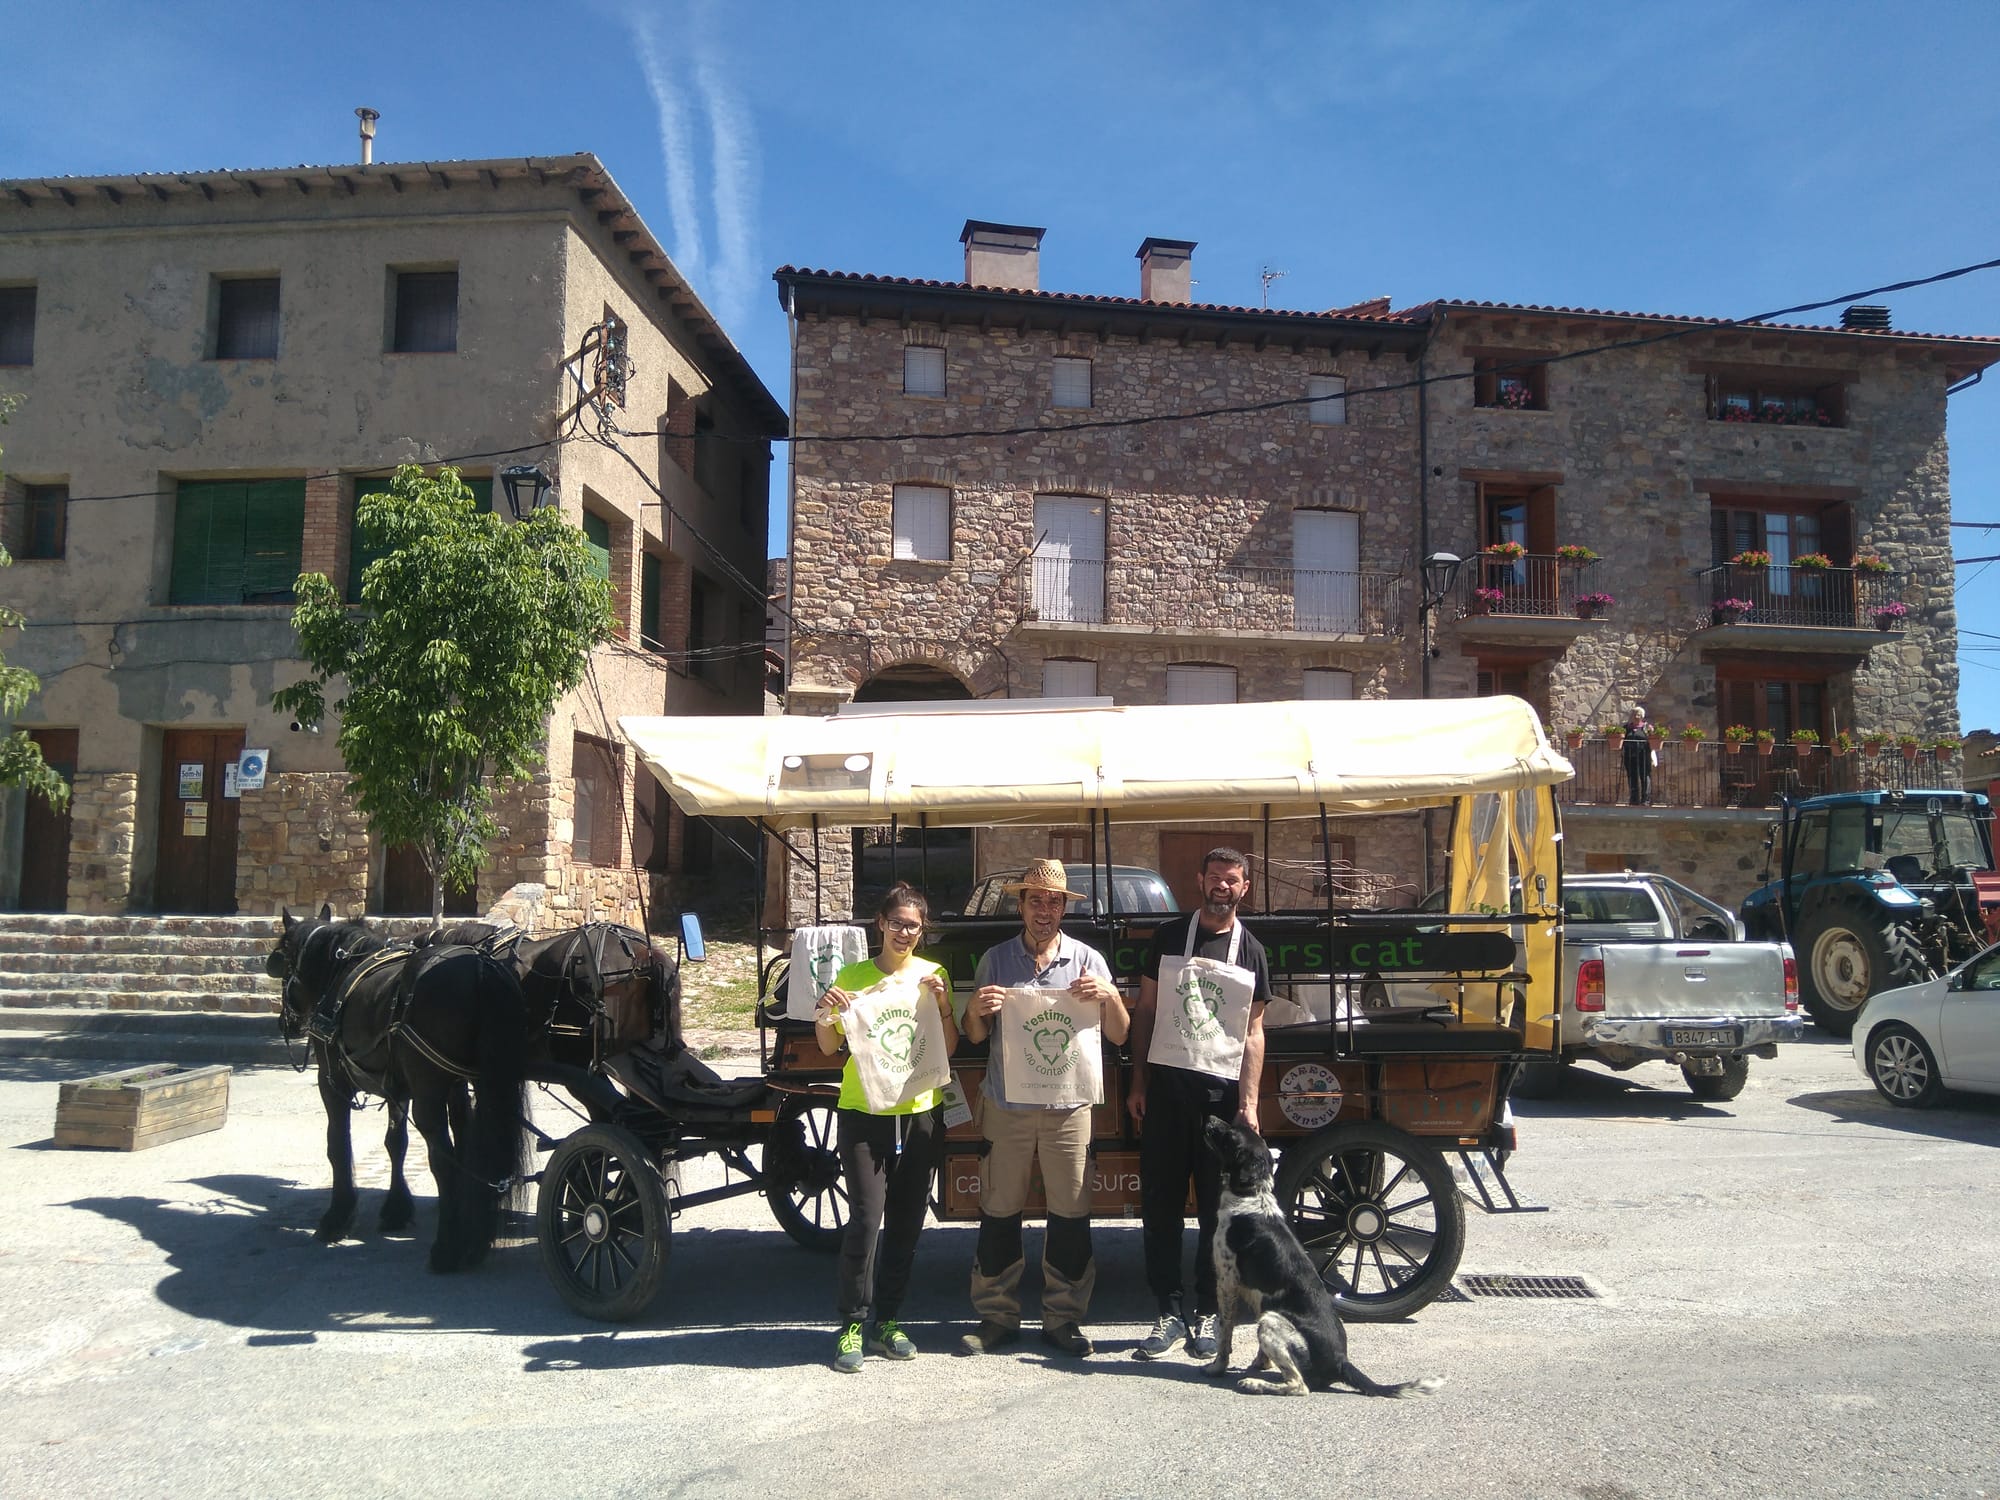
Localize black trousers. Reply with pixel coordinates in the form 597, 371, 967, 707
1623, 742, 1651, 804
1139, 1064, 1238, 1317
835, 1105, 943, 1324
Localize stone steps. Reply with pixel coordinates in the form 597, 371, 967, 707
0, 951, 281, 976
0, 970, 276, 996
2, 988, 279, 1015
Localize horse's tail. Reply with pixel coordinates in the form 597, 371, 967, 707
467, 954, 533, 1253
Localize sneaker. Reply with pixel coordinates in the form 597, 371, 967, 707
869, 1319, 917, 1360
1187, 1313, 1219, 1360
833, 1320, 865, 1374
958, 1320, 1020, 1355
1041, 1322, 1094, 1358
1133, 1308, 1187, 1360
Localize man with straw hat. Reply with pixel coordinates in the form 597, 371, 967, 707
959, 858, 1128, 1358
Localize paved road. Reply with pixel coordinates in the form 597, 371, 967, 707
1, 1034, 1995, 1499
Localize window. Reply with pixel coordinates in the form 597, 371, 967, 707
572, 733, 624, 866
640, 551, 666, 651
1307, 374, 1347, 426
1710, 500, 1850, 572
1052, 356, 1092, 410
21, 484, 67, 560
1477, 482, 1558, 603
632, 766, 673, 872
214, 277, 280, 360
581, 511, 613, 583
1708, 371, 1845, 427
169, 479, 305, 605
1302, 668, 1353, 700
1050, 827, 1092, 864
892, 484, 950, 561
349, 476, 490, 601
1719, 673, 1828, 740
391, 269, 458, 353
903, 345, 946, 396
1031, 495, 1106, 623
1042, 658, 1099, 698
1473, 354, 1548, 411
0, 285, 34, 366
1166, 663, 1237, 704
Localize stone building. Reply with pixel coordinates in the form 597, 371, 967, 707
0, 153, 784, 925
775, 223, 2000, 914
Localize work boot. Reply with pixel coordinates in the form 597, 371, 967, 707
1041, 1322, 1094, 1357
958, 1320, 1020, 1355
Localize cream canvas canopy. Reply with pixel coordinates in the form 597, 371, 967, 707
618, 696, 1572, 830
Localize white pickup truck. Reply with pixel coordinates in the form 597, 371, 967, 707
1515, 872, 1802, 1101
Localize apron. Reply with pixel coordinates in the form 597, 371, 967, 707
1148, 919, 1256, 1081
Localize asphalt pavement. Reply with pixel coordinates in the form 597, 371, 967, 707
0, 1031, 1995, 1499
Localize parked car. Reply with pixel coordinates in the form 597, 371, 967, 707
1852, 941, 2000, 1107
958, 864, 1178, 920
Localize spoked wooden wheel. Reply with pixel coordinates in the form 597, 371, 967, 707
1274, 1120, 1466, 1322
765, 1092, 848, 1252
537, 1123, 671, 1321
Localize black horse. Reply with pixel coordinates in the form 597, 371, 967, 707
268, 908, 532, 1272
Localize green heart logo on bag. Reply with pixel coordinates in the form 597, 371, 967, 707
1033, 1024, 1071, 1066
876, 1011, 918, 1067
1178, 972, 1225, 1038
1023, 1005, 1079, 1077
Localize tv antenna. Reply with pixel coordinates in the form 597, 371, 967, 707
1260, 265, 1288, 309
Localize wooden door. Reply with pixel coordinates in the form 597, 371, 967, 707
155, 730, 243, 914
1158, 830, 1258, 913
17, 728, 77, 912
380, 843, 477, 916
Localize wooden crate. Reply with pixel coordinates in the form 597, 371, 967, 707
54, 1064, 231, 1151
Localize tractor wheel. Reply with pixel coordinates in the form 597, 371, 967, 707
1793, 893, 1930, 1037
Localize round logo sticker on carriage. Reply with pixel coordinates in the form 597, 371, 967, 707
1023, 1007, 1076, 1077
1175, 970, 1226, 1042
1278, 1062, 1342, 1130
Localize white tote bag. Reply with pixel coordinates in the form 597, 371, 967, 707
844, 971, 952, 1112
996, 986, 1104, 1109
787, 925, 869, 1020
1148, 920, 1256, 1081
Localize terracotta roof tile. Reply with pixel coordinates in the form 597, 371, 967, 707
1424, 297, 2000, 347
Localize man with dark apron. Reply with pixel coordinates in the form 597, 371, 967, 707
1125, 846, 1273, 1361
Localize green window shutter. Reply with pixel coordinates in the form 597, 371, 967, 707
640, 552, 662, 648
348, 479, 393, 602
170, 481, 247, 604
240, 480, 305, 602
582, 512, 612, 584
467, 477, 492, 513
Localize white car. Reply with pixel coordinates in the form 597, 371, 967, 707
1852, 943, 2000, 1107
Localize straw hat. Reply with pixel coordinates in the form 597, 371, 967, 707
1002, 858, 1087, 900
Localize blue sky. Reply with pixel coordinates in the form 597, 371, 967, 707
5, 1, 1999, 723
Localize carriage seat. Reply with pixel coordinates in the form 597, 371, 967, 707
604, 1043, 770, 1113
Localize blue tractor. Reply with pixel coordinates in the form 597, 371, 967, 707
1739, 789, 1995, 1035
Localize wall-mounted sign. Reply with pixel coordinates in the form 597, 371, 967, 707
183, 802, 209, 837
178, 763, 204, 799
223, 764, 240, 800
237, 749, 268, 791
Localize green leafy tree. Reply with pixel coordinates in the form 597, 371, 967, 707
0, 402, 67, 811
274, 465, 612, 919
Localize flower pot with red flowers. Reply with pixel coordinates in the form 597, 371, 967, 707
1753, 729, 1776, 756
1731, 550, 1773, 570
1723, 725, 1753, 755
1852, 553, 1892, 575
1830, 731, 1855, 758
1574, 591, 1616, 621
1898, 735, 1922, 762
1679, 723, 1706, 746
1601, 724, 1625, 745
1793, 553, 1833, 572
1483, 540, 1527, 564
1873, 601, 1910, 632
1470, 586, 1506, 616
1710, 596, 1755, 626
1554, 544, 1598, 566
1789, 729, 1820, 753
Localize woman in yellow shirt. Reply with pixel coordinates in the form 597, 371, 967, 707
815, 882, 959, 1372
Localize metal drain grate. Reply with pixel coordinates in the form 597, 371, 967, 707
1458, 1273, 1597, 1300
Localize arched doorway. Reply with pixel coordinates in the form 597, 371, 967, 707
851, 663, 974, 910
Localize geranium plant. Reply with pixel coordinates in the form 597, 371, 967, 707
1472, 586, 1507, 609
1831, 730, 1855, 754
1732, 550, 1773, 569
1679, 723, 1706, 743
1723, 724, 1754, 744
1554, 544, 1598, 564
1932, 736, 1960, 756
1712, 597, 1755, 622
1873, 601, 1910, 627
1496, 379, 1538, 410
1852, 553, 1892, 574
1753, 728, 1776, 745
1793, 552, 1833, 571
1789, 728, 1820, 747
1483, 540, 1527, 562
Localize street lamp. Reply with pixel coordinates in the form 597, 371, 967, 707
499, 464, 556, 521
1419, 551, 1463, 663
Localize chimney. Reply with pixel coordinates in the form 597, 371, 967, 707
1137, 238, 1196, 304
355, 106, 379, 165
1840, 304, 1892, 330
960, 220, 1045, 291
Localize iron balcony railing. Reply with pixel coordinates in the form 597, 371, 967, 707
1695, 564, 1902, 631
1027, 557, 1403, 636
1455, 553, 1599, 620
1557, 738, 1959, 810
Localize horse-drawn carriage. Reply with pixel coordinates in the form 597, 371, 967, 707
272, 696, 1571, 1324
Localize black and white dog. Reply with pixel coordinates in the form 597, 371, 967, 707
1204, 1116, 1445, 1398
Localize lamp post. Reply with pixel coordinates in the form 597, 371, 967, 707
499, 464, 556, 522
1418, 550, 1463, 695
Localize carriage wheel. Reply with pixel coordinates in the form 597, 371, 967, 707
1273, 1120, 1466, 1323
537, 1123, 671, 1322
765, 1092, 847, 1252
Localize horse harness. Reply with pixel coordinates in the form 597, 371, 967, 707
537, 922, 654, 1062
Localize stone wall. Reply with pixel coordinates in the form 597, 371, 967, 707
233, 771, 369, 917
1562, 809, 1777, 909
65, 772, 137, 914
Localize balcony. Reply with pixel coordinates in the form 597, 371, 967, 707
1452, 553, 1607, 646
1695, 564, 1903, 652
1025, 557, 1403, 642
1557, 738, 1959, 811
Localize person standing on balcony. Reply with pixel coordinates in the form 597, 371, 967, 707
1623, 706, 1654, 806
